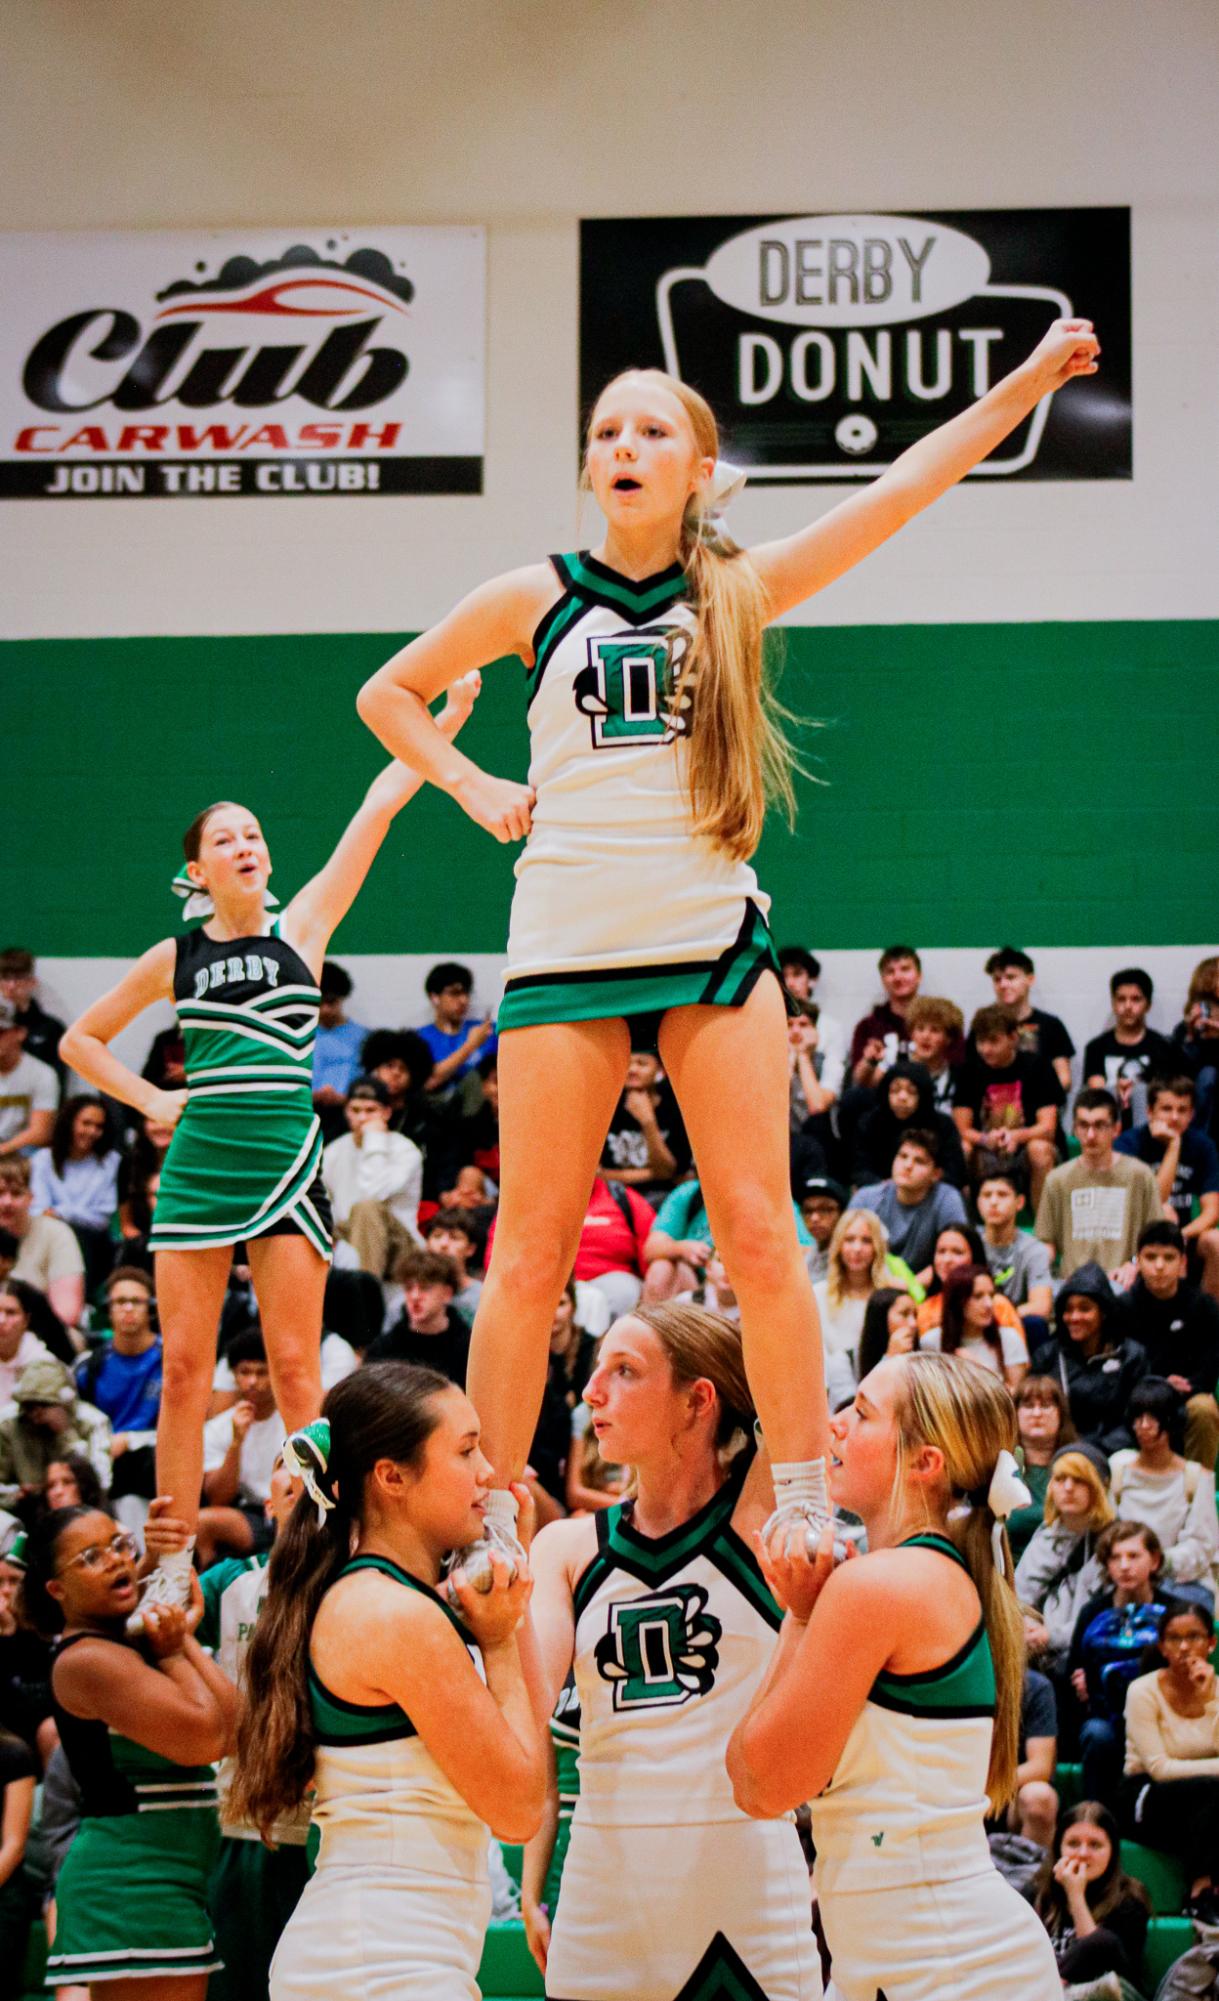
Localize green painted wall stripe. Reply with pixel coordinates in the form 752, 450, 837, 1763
6, 619, 1216, 956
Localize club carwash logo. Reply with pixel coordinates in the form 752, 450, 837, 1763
656, 213, 1072, 479
1, 229, 486, 499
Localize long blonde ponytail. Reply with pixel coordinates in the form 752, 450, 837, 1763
586, 370, 801, 862
890, 1352, 1027, 1812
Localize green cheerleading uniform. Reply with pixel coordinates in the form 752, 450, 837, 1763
150, 921, 331, 1259
48, 1633, 221, 1987
498, 552, 781, 1032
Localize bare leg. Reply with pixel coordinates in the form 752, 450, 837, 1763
246, 1233, 327, 1432
1026, 1138, 1056, 1213
195, 1505, 255, 1570
659, 978, 829, 1465
99, 1977, 209, 2001
641, 1257, 700, 1302
468, 1018, 631, 1484
153, 1246, 234, 1535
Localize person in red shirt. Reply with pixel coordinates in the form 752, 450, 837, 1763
487, 1176, 655, 1328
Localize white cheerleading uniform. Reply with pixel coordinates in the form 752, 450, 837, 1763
812, 1534, 1059, 2001
270, 1556, 491, 2001
545, 1465, 821, 2001
499, 552, 778, 1031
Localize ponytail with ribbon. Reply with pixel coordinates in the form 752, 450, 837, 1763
281, 1418, 338, 1529
969, 1448, 1031, 1581
684, 457, 747, 546
171, 865, 279, 925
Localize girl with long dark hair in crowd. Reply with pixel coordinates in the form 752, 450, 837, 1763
728, 1351, 1059, 2000
530, 1302, 821, 1999
59, 679, 479, 1610
357, 321, 1100, 1573
21, 1505, 236, 1995
919, 1264, 1029, 1391
854, 1285, 919, 1383
30, 1097, 121, 1294
227, 1363, 545, 2000
1032, 1799, 1149, 1988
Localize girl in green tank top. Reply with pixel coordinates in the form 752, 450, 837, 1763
22, 1504, 237, 1998
60, 677, 479, 1615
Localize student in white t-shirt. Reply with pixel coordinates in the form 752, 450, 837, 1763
197, 1328, 284, 1568
0, 1000, 58, 1158
0, 1280, 51, 1404
0, 1157, 85, 1331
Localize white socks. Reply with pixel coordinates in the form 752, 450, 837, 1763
770, 1458, 830, 1519
482, 1487, 520, 1536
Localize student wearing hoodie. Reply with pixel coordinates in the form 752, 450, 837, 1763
1065, 1519, 1179, 1799
0, 1358, 113, 1511
1015, 1441, 1114, 1689
1031, 1265, 1150, 1454
849, 1059, 967, 1190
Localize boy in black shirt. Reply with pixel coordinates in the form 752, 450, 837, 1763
1115, 1075, 1219, 1295
1084, 967, 1175, 1128
600, 1049, 691, 1202
983, 947, 1075, 1094
954, 1004, 1064, 1208
1123, 1220, 1219, 1467
366, 1249, 471, 1385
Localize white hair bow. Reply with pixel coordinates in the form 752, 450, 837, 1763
281, 1419, 337, 1529
170, 865, 278, 925
986, 1448, 1030, 1577
686, 457, 747, 532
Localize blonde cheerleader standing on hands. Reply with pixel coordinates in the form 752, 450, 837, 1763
728, 1351, 1060, 2000
357, 319, 1100, 1569
60, 675, 480, 1607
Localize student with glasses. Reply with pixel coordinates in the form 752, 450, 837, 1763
19, 1505, 236, 1997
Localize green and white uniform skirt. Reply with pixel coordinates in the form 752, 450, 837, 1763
499, 898, 780, 1033
47, 1773, 222, 1987
151, 1091, 330, 1258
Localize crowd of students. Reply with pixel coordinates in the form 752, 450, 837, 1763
0, 938, 1217, 1998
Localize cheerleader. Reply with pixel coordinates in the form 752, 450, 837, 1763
356, 321, 1101, 1571
727, 1350, 1060, 1999
227, 1363, 546, 2000
21, 1507, 236, 1996
60, 675, 479, 1605
529, 1302, 821, 1999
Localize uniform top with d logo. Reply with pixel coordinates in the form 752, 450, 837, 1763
499, 553, 777, 1031
569, 1459, 781, 1828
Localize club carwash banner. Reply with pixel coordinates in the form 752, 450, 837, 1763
1, 227, 485, 498
580, 209, 1131, 481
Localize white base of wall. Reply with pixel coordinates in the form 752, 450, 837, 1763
41, 945, 1216, 1087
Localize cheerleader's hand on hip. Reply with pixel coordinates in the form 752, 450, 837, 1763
756, 1520, 849, 1625
452, 768, 535, 843
144, 1087, 187, 1130
449, 1551, 533, 1648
